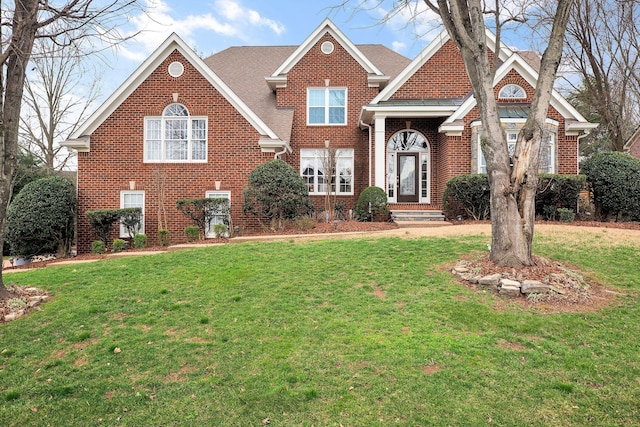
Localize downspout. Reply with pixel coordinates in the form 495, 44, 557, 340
575, 130, 591, 214
274, 142, 291, 159
360, 120, 372, 187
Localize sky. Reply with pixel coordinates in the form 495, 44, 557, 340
96, 0, 535, 98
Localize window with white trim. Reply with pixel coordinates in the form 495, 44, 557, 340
499, 84, 526, 99
300, 148, 353, 195
120, 191, 144, 237
144, 103, 207, 162
476, 127, 556, 174
307, 88, 347, 125
205, 191, 231, 238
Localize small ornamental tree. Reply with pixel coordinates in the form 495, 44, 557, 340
581, 152, 640, 221
6, 176, 76, 258
119, 207, 143, 239
85, 209, 121, 246
177, 198, 230, 239
243, 159, 313, 230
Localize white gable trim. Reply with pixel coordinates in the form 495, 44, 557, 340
270, 18, 384, 78
441, 52, 591, 129
372, 28, 512, 104
69, 33, 279, 143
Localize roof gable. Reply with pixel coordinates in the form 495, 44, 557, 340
266, 18, 385, 89
441, 52, 596, 133
372, 28, 512, 104
69, 33, 280, 144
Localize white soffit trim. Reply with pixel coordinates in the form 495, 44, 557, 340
270, 18, 384, 78
71, 33, 279, 141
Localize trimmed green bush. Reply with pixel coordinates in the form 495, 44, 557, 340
354, 186, 388, 222
581, 152, 640, 221
443, 174, 490, 220
91, 240, 106, 254
184, 225, 200, 242
557, 208, 575, 222
133, 233, 147, 249
243, 159, 313, 229
112, 239, 126, 253
6, 176, 76, 258
444, 174, 586, 221
212, 224, 228, 238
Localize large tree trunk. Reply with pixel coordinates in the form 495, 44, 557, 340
0, 0, 39, 295
426, 0, 574, 267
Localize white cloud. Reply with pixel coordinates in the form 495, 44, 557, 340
118, 0, 285, 61
391, 41, 406, 53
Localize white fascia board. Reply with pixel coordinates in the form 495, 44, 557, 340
258, 137, 292, 153
72, 33, 278, 141
360, 104, 459, 123
271, 18, 383, 78
566, 121, 599, 136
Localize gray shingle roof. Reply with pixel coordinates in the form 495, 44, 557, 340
203, 44, 410, 142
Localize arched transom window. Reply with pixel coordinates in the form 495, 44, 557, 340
144, 103, 207, 162
499, 84, 526, 99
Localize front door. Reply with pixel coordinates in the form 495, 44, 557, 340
397, 153, 419, 203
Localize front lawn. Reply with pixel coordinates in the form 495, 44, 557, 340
1, 231, 639, 426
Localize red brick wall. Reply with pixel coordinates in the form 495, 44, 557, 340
76, 50, 272, 253
275, 34, 379, 213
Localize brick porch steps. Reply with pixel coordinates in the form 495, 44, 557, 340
390, 209, 449, 227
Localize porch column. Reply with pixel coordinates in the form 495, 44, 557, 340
374, 114, 386, 189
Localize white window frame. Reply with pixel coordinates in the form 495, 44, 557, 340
205, 191, 231, 238
144, 103, 208, 163
300, 148, 354, 195
307, 87, 347, 126
120, 190, 145, 238
474, 120, 557, 174
498, 84, 526, 99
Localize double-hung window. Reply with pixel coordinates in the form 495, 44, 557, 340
476, 127, 556, 173
145, 103, 207, 162
300, 148, 353, 195
205, 191, 231, 238
307, 88, 347, 125
120, 191, 144, 238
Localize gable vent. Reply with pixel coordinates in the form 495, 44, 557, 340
321, 41, 334, 55
168, 61, 184, 78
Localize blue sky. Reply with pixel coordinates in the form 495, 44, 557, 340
98, 0, 532, 96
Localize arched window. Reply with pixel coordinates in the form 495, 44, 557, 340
499, 84, 526, 99
144, 103, 207, 162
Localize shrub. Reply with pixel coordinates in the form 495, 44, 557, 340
91, 240, 106, 254
444, 174, 586, 221
535, 174, 585, 219
581, 152, 640, 221
212, 224, 228, 238
184, 225, 200, 242
6, 176, 76, 258
133, 233, 147, 249
119, 208, 143, 239
112, 239, 127, 253
354, 186, 388, 222
158, 229, 170, 247
557, 208, 575, 222
443, 174, 490, 220
86, 209, 121, 246
243, 159, 313, 229
177, 198, 230, 238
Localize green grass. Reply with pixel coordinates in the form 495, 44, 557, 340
1, 233, 639, 426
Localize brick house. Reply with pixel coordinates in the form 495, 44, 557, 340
63, 19, 595, 253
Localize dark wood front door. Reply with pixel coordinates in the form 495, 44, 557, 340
397, 153, 419, 203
